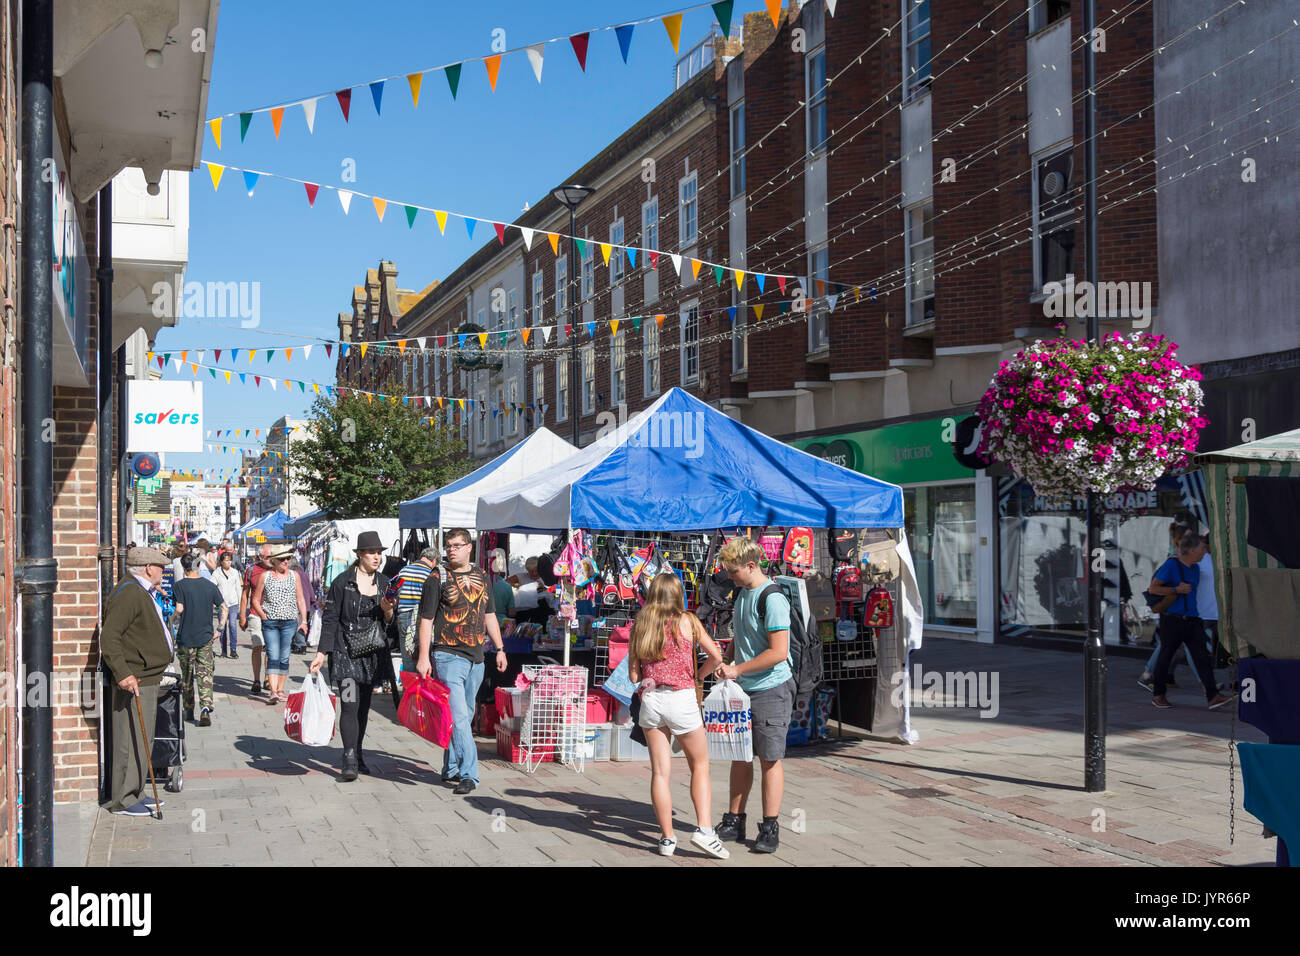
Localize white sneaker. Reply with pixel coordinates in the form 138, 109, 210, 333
657, 836, 677, 857
692, 829, 731, 860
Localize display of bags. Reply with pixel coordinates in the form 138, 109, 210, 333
864, 586, 895, 628
702, 679, 753, 762
398, 674, 454, 748
284, 672, 337, 747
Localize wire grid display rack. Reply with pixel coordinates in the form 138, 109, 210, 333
518, 664, 589, 773
586, 529, 898, 685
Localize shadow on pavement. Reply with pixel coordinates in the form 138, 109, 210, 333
462, 789, 662, 851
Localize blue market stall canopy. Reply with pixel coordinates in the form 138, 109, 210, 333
236, 508, 290, 541
476, 388, 905, 533
399, 426, 577, 529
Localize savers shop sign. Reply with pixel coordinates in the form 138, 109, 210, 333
127, 381, 203, 453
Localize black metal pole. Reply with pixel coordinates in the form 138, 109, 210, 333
568, 208, 579, 446
117, 347, 129, 573
97, 185, 116, 596
20, 0, 58, 866
1082, 0, 1106, 793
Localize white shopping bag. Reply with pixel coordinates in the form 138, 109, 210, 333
702, 679, 753, 763
307, 609, 323, 647
285, 672, 337, 747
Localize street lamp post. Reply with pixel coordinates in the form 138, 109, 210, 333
1082, 0, 1106, 792
551, 185, 595, 447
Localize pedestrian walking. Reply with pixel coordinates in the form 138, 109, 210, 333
415, 528, 507, 795
1138, 517, 1197, 690
309, 531, 396, 781
172, 552, 228, 726
396, 545, 439, 675
1148, 532, 1236, 711
251, 547, 308, 703
627, 572, 728, 858
713, 536, 797, 854
239, 545, 272, 694
100, 546, 175, 816
212, 551, 242, 658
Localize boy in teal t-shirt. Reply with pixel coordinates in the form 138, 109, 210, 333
713, 537, 797, 855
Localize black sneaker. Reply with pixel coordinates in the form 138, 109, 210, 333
716, 812, 746, 843
199, 707, 212, 727
753, 819, 780, 854
452, 779, 477, 795
442, 773, 461, 786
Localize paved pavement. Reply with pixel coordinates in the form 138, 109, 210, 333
83, 636, 1276, 867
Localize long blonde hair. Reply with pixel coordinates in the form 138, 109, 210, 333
629, 573, 700, 667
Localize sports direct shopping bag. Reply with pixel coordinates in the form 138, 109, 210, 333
398, 675, 453, 749
284, 673, 337, 746
702, 679, 753, 762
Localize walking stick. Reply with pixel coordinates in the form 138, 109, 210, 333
132, 691, 163, 820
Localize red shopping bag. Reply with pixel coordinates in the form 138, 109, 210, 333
398, 673, 454, 748
283, 673, 337, 746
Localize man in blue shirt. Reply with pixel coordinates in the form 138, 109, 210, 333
712, 536, 796, 854
1148, 532, 1235, 711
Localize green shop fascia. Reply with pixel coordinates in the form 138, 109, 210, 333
795, 416, 982, 631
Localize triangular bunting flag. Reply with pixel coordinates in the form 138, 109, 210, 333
206, 162, 224, 190
521, 327, 532, 346
404, 205, 418, 228
816, 279, 826, 296
398, 340, 407, 354
585, 322, 595, 338
650, 251, 659, 269
213, 349, 222, 363
434, 209, 448, 234
626, 247, 637, 268
826, 0, 838, 15
477, 333, 487, 349
267, 349, 275, 362
778, 276, 788, 295
224, 370, 231, 382
445, 63, 462, 99
338, 190, 353, 214
610, 319, 620, 335
359, 343, 368, 358
655, 314, 666, 328
301, 97, 318, 133
285, 348, 294, 362
239, 373, 246, 384
335, 88, 352, 122
662, 15, 683, 53
827, 294, 839, 313
575, 238, 587, 260
407, 72, 423, 107
325, 344, 333, 358
615, 23, 635, 63
231, 349, 240, 363
712, 0, 735, 37
548, 233, 560, 255
756, 273, 766, 293
369, 80, 384, 115
458, 334, 467, 349
485, 55, 502, 92
526, 43, 545, 83
734, 269, 746, 291
540, 326, 553, 344
670, 253, 682, 276
570, 33, 590, 72
372, 197, 387, 221
242, 170, 259, 195
691, 259, 703, 280
632, 315, 642, 331
254, 375, 261, 386
713, 265, 724, 286
519, 226, 535, 250
208, 117, 222, 150
238, 112, 252, 141
754, 304, 765, 321
599, 243, 611, 265
764, 0, 782, 28
727, 307, 737, 324
494, 222, 506, 244
465, 217, 476, 239
268, 379, 277, 391
304, 182, 319, 206
249, 350, 257, 362
415, 338, 425, 352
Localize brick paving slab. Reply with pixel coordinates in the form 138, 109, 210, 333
79, 640, 1276, 867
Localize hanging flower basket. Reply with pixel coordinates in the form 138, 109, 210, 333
976, 331, 1206, 498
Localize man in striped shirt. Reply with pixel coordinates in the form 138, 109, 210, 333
397, 545, 440, 674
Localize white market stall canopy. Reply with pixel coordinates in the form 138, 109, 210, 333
476, 388, 905, 533
399, 426, 577, 529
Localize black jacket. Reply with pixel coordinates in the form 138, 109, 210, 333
318, 565, 391, 655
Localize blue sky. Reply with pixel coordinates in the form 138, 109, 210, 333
155, 0, 748, 483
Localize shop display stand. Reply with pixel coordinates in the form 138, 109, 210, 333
519, 664, 589, 773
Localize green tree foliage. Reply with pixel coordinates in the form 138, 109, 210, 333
287, 390, 470, 519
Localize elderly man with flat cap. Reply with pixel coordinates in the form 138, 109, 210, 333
101, 547, 176, 816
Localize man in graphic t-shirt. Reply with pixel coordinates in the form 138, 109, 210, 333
415, 527, 506, 795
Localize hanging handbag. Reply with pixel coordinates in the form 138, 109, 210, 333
863, 586, 894, 628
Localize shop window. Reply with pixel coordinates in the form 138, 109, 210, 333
644, 318, 661, 397
532, 270, 544, 326
556, 359, 569, 422
732, 288, 747, 373
906, 202, 935, 326
806, 50, 828, 152
680, 304, 699, 385
904, 484, 978, 628
903, 0, 932, 101
582, 343, 596, 414
678, 172, 698, 248
642, 197, 659, 267
731, 101, 746, 195
532, 365, 545, 429
555, 257, 568, 318
1029, 0, 1071, 33
611, 330, 626, 406
581, 239, 595, 300
610, 218, 624, 285
807, 246, 830, 352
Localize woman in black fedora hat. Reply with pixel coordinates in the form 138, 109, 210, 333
310, 530, 396, 781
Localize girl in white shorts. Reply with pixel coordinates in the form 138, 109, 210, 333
628, 572, 727, 859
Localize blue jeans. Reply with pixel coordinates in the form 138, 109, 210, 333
263, 619, 298, 675
434, 651, 484, 784
221, 605, 239, 654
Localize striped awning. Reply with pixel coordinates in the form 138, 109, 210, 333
1197, 427, 1300, 463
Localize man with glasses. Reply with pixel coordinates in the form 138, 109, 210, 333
415, 528, 506, 794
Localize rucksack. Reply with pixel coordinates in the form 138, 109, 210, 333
757, 581, 823, 695
695, 533, 737, 633
833, 564, 863, 605
828, 528, 857, 563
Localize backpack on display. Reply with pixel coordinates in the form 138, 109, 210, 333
864, 586, 894, 628
757, 582, 823, 696
833, 564, 863, 605
782, 526, 814, 572
828, 528, 857, 563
